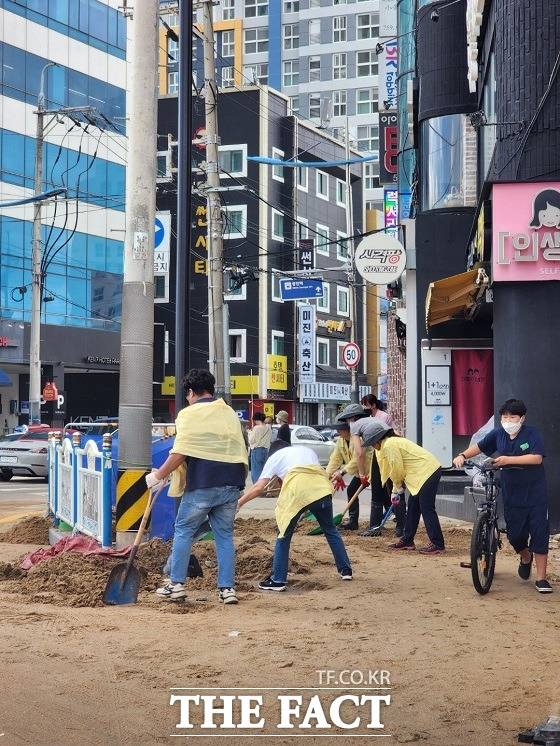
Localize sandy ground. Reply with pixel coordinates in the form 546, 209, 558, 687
1, 514, 560, 746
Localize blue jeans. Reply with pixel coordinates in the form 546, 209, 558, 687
251, 447, 268, 483
170, 485, 240, 587
272, 495, 352, 583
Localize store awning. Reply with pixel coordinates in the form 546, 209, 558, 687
0, 369, 12, 387
426, 268, 489, 331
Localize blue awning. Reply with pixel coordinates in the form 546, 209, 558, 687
0, 370, 13, 387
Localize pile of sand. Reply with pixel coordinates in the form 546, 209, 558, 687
0, 528, 314, 608
0, 516, 50, 545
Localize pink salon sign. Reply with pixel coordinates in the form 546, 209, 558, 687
493, 183, 560, 281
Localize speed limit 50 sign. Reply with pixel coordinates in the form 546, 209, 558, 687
342, 342, 361, 368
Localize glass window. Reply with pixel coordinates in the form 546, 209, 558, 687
333, 89, 346, 116
243, 63, 268, 85
297, 167, 308, 191
481, 51, 497, 181
317, 283, 330, 311
336, 179, 346, 206
290, 96, 299, 115
317, 339, 329, 365
357, 124, 378, 153
364, 163, 376, 191
357, 51, 377, 77
272, 331, 285, 355
272, 147, 285, 182
315, 224, 329, 256
357, 88, 376, 115
336, 231, 348, 261
283, 60, 299, 87
222, 0, 235, 20
316, 170, 329, 199
421, 114, 478, 210
229, 330, 246, 362
154, 275, 167, 301
337, 286, 349, 316
309, 56, 321, 82
219, 145, 247, 177
309, 94, 321, 119
222, 30, 235, 58
168, 71, 179, 95
333, 16, 347, 43
298, 218, 309, 240
221, 66, 234, 88
2, 44, 26, 101
223, 206, 247, 238
332, 53, 347, 80
245, 0, 268, 18
283, 23, 299, 50
1, 131, 25, 186
244, 28, 268, 54
285, 0, 299, 11
309, 19, 321, 45
89, 0, 108, 43
272, 210, 284, 241
357, 13, 377, 39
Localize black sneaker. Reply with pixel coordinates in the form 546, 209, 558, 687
339, 521, 359, 531
518, 553, 533, 581
395, 527, 404, 538
535, 579, 553, 594
258, 577, 287, 592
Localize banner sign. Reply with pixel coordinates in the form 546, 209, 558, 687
298, 304, 316, 385
451, 350, 493, 435
384, 188, 399, 240
379, 113, 398, 185
299, 239, 315, 271
378, 39, 398, 111
267, 355, 288, 391
154, 211, 171, 274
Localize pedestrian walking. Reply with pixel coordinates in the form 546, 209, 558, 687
146, 369, 248, 604
453, 398, 552, 593
352, 420, 444, 553
249, 412, 272, 482
237, 443, 353, 591
361, 394, 393, 427
276, 410, 291, 444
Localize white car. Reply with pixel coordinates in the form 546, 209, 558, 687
271, 424, 335, 466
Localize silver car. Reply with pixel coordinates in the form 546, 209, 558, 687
0, 427, 52, 480
271, 424, 336, 466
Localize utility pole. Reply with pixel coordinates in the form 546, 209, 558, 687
116, 0, 159, 540
175, 0, 193, 415
345, 119, 359, 404
29, 62, 56, 424
201, 0, 226, 397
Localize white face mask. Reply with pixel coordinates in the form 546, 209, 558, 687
501, 418, 524, 436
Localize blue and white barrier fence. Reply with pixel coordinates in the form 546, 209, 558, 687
47, 432, 113, 548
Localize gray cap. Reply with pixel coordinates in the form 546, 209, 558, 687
337, 403, 369, 422
358, 419, 392, 447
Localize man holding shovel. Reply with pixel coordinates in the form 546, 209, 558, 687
326, 419, 372, 526
146, 369, 248, 604
237, 443, 352, 591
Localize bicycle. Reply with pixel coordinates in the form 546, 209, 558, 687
465, 459, 503, 595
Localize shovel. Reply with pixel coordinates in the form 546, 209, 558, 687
307, 483, 367, 536
103, 481, 165, 605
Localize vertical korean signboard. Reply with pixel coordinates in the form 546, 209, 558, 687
384, 188, 399, 240
378, 39, 398, 111
298, 303, 316, 385
379, 113, 398, 185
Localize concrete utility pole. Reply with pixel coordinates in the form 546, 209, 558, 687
345, 120, 359, 404
116, 0, 159, 536
29, 62, 56, 424
202, 0, 226, 397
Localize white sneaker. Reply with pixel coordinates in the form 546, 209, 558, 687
339, 571, 353, 581
219, 588, 238, 605
156, 581, 187, 600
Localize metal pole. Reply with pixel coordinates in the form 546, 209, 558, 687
345, 119, 359, 403
116, 0, 159, 540
202, 0, 225, 396
222, 302, 231, 404
175, 0, 193, 414
29, 63, 55, 424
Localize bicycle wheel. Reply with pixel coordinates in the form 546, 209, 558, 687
470, 510, 498, 595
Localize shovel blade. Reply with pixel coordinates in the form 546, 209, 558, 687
307, 512, 343, 536
103, 562, 142, 605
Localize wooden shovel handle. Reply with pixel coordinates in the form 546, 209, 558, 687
132, 480, 166, 548
340, 483, 367, 518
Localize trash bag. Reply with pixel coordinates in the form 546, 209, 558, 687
464, 416, 495, 487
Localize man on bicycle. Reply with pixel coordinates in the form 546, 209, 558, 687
453, 399, 551, 594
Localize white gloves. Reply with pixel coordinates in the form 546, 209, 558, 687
145, 471, 164, 490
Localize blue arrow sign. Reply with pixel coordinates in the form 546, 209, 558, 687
279, 278, 324, 301
154, 217, 165, 248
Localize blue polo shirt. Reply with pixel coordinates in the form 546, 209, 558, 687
477, 424, 547, 507
185, 397, 246, 491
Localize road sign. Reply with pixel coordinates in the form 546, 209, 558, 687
279, 278, 323, 301
354, 232, 406, 285
342, 342, 361, 368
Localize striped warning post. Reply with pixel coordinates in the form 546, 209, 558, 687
116, 470, 150, 531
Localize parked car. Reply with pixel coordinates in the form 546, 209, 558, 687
0, 425, 79, 481
313, 426, 340, 442
271, 424, 336, 466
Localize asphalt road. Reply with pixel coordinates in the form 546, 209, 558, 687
0, 477, 47, 529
